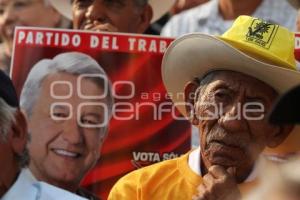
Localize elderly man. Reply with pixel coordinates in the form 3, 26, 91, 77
49, 0, 174, 33
19, 52, 114, 200
161, 0, 297, 148
108, 15, 300, 199
0, 0, 70, 74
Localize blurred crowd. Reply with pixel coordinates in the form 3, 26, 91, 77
1, 0, 300, 200
1, 0, 300, 73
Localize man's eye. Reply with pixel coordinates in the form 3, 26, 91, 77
81, 116, 100, 125
53, 112, 69, 119
13, 1, 29, 9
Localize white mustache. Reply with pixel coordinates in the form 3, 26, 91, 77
206, 126, 249, 149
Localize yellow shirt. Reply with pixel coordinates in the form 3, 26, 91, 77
108, 152, 257, 200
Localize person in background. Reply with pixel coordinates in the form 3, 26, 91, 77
49, 0, 174, 34
161, 0, 297, 37
0, 0, 71, 74
243, 157, 300, 200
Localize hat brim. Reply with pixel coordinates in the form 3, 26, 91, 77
48, 0, 175, 23
162, 33, 300, 154
162, 33, 300, 117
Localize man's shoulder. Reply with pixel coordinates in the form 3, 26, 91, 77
77, 187, 100, 200
110, 152, 192, 192
108, 152, 200, 200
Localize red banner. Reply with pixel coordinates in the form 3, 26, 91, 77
11, 27, 190, 199
295, 33, 300, 62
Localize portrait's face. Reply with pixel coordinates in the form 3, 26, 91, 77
27, 72, 108, 189
72, 0, 151, 33
193, 71, 280, 182
0, 0, 60, 54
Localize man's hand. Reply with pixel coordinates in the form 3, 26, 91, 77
83, 22, 118, 32
193, 165, 241, 200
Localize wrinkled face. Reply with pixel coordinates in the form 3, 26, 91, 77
72, 0, 149, 33
195, 71, 279, 182
0, 0, 60, 54
28, 72, 108, 189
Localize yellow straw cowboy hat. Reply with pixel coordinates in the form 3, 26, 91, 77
162, 15, 300, 154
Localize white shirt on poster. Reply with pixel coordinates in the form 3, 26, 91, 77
2, 168, 87, 200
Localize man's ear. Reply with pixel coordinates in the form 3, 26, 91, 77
137, 4, 153, 33
267, 125, 294, 148
8, 109, 28, 156
184, 80, 199, 125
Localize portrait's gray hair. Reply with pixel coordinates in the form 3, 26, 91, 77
0, 98, 29, 167
20, 52, 114, 132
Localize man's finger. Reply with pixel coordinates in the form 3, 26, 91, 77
197, 183, 206, 194
208, 165, 228, 179
202, 173, 215, 189
195, 193, 209, 200
91, 24, 118, 32
226, 167, 236, 177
